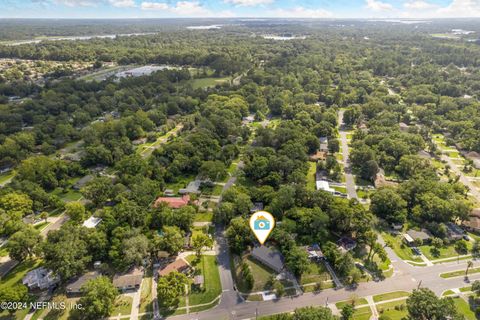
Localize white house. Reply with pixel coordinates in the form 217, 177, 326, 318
316, 180, 335, 194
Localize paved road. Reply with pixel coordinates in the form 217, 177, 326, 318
165, 112, 480, 319
441, 153, 480, 202
338, 109, 358, 199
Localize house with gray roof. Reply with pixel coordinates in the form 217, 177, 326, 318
251, 246, 285, 273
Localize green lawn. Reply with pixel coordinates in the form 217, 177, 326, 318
332, 186, 347, 194
139, 276, 153, 313
164, 174, 196, 194
110, 295, 133, 316
373, 291, 410, 303
194, 212, 213, 222
233, 255, 277, 293
441, 267, 480, 278
443, 290, 455, 296
186, 255, 222, 306
352, 306, 373, 320
191, 77, 230, 89
33, 221, 49, 230
419, 242, 472, 260
376, 300, 408, 320
453, 297, 477, 320
336, 298, 368, 309
299, 261, 331, 285
0, 171, 15, 185
306, 162, 317, 191
51, 187, 83, 202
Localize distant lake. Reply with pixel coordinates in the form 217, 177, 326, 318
262, 35, 307, 41
2, 32, 157, 46
186, 25, 222, 30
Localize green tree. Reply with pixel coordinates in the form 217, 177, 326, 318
406, 288, 463, 320
65, 201, 86, 223
157, 271, 190, 307
293, 306, 336, 319
341, 304, 355, 320
78, 276, 118, 320
370, 188, 407, 225
157, 226, 184, 256
7, 225, 41, 261
191, 233, 213, 257
198, 160, 227, 181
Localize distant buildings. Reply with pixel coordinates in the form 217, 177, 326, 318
115, 65, 174, 79
463, 208, 480, 232
22, 267, 60, 291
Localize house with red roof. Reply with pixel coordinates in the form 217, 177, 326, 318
153, 194, 194, 209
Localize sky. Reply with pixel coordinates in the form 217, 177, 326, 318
0, 0, 479, 19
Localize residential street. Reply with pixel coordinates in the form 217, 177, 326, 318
166, 110, 480, 319
338, 109, 358, 200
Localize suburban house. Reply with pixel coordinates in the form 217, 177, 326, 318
316, 180, 335, 194
309, 151, 327, 162
319, 137, 328, 152
462, 151, 480, 169
405, 229, 431, 245
73, 175, 94, 191
446, 222, 466, 241
82, 216, 102, 229
337, 237, 357, 253
22, 267, 60, 291
66, 271, 101, 297
179, 180, 202, 194
113, 267, 144, 292
153, 194, 196, 209
463, 208, 480, 232
304, 244, 324, 261
158, 258, 191, 277
251, 246, 285, 273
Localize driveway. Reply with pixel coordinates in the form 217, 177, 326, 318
338, 110, 358, 200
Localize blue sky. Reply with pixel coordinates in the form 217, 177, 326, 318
0, 0, 478, 18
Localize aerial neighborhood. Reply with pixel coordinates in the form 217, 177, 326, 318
2, 16, 480, 320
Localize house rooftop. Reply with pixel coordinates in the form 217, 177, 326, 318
406, 229, 431, 241
153, 194, 192, 209
158, 259, 190, 277
22, 267, 60, 291
82, 216, 102, 229
66, 271, 101, 294
251, 246, 285, 273
113, 267, 144, 290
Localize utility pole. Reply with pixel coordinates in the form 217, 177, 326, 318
417, 280, 422, 289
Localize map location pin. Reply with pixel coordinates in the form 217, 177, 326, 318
249, 211, 275, 245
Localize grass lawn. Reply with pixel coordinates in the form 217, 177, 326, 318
448, 151, 460, 158
186, 255, 222, 306
336, 298, 368, 309
453, 297, 477, 320
0, 246, 8, 257
139, 276, 153, 313
461, 286, 472, 292
191, 77, 230, 89
336, 153, 344, 161
110, 295, 133, 316
376, 300, 408, 320
233, 255, 277, 293
352, 306, 373, 320
33, 221, 50, 230
51, 188, 82, 202
0, 171, 15, 184
194, 212, 213, 223
382, 232, 423, 262
443, 290, 455, 296
299, 261, 331, 285
164, 174, 196, 194
373, 291, 410, 303
441, 267, 480, 278
332, 186, 347, 193
419, 242, 472, 260
306, 162, 316, 191
357, 189, 370, 199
